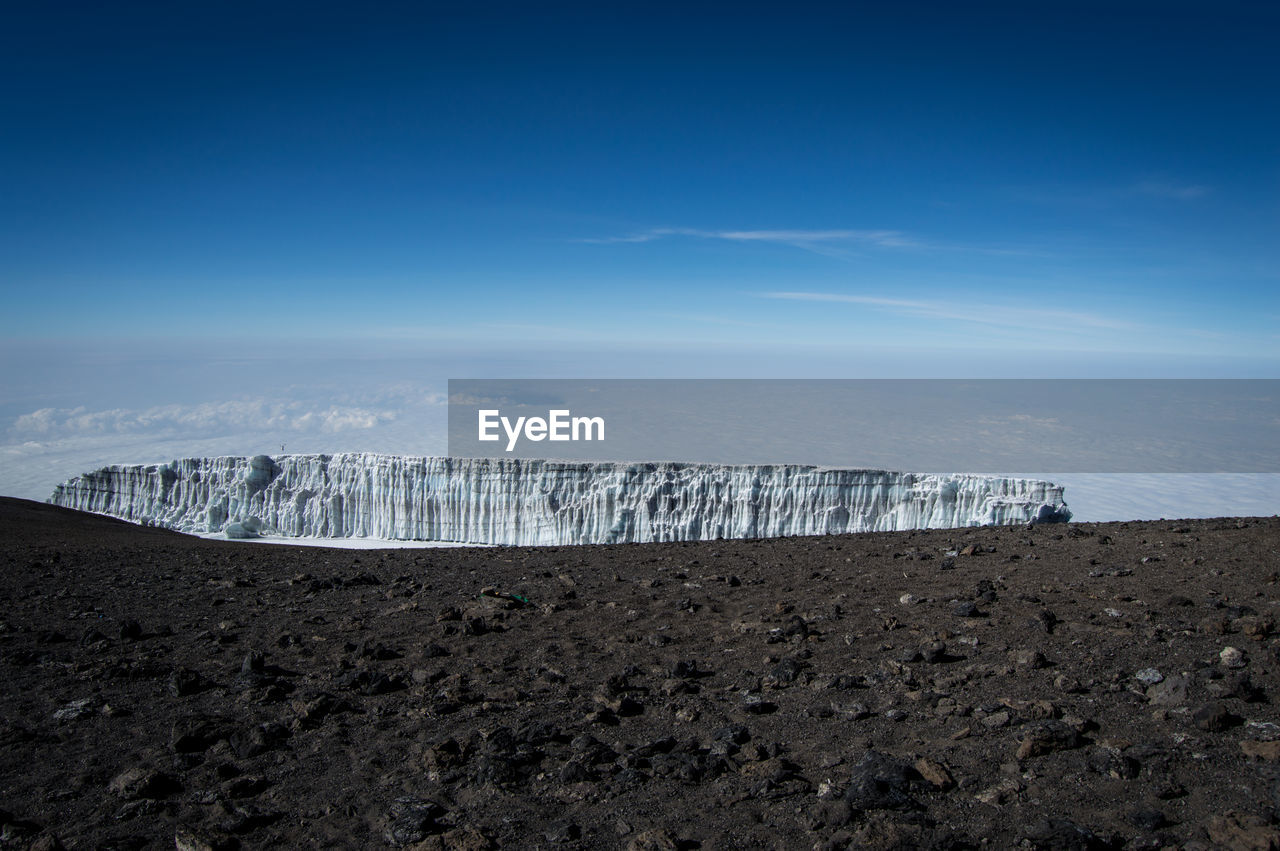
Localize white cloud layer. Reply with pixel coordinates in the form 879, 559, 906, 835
577, 227, 917, 249
1, 392, 450, 502
11, 400, 401, 438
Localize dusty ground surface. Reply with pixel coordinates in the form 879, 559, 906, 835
1, 497, 1279, 850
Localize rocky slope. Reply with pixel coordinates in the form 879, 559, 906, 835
1, 498, 1278, 850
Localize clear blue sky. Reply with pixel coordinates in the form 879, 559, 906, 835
2, 1, 1276, 365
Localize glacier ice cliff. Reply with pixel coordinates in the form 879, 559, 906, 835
48, 454, 1070, 546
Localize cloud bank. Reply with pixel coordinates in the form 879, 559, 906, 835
12, 400, 398, 439
1, 391, 450, 502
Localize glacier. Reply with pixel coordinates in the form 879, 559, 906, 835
47, 454, 1070, 546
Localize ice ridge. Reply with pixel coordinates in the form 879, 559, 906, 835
48, 454, 1070, 545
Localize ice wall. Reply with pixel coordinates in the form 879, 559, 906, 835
48, 454, 1070, 545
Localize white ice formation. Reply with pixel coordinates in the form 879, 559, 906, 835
48, 454, 1070, 545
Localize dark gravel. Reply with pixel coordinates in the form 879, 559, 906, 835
1, 497, 1279, 849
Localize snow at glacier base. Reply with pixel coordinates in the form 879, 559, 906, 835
48, 454, 1070, 546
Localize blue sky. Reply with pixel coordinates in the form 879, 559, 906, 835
1, 1, 1278, 505
4, 1, 1277, 353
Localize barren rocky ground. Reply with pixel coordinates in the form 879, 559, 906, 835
2, 497, 1280, 850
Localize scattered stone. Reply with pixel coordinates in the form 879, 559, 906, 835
52, 697, 97, 722
78, 628, 108, 646
437, 826, 493, 851
1133, 668, 1163, 686
228, 722, 290, 758
217, 801, 283, 834
1146, 675, 1189, 707
1054, 674, 1085, 693
1126, 809, 1167, 831
543, 820, 581, 843
338, 669, 404, 696
1006, 698, 1057, 719
291, 693, 346, 729
843, 751, 920, 813
669, 660, 702, 679
107, 768, 181, 800
586, 706, 618, 725
1090, 567, 1133, 578
974, 777, 1022, 806
174, 829, 237, 851
1247, 721, 1280, 741
913, 757, 953, 791
1207, 812, 1280, 851
171, 718, 226, 753
1086, 747, 1139, 780
1032, 609, 1058, 633
767, 657, 803, 685
168, 668, 206, 697
354, 640, 399, 661
1014, 649, 1048, 669
225, 776, 270, 798
626, 829, 679, 851
974, 580, 998, 602
1241, 740, 1280, 761
1016, 720, 1081, 760
1220, 646, 1247, 669
981, 710, 1011, 729
240, 651, 265, 675
1237, 616, 1274, 640
782, 615, 809, 637
1209, 671, 1263, 702
714, 724, 751, 745
1022, 818, 1111, 850
26, 836, 65, 851
1200, 615, 1231, 635
1192, 702, 1239, 732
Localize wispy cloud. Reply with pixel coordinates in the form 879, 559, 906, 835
1183, 328, 1226, 340
1011, 179, 1212, 208
576, 227, 918, 251
760, 291, 1137, 333
650, 312, 773, 329
575, 226, 1052, 259
1132, 180, 1210, 200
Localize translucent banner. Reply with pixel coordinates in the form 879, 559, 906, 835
447, 379, 1279, 473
